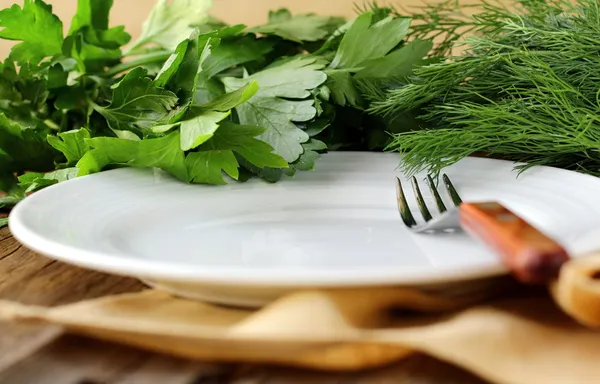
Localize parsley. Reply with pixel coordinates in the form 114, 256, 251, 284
93, 67, 179, 135
248, 9, 345, 43
128, 0, 213, 52
78, 131, 188, 181
69, 0, 131, 49
329, 12, 411, 69
0, 0, 63, 64
0, 0, 436, 227
18, 167, 78, 193
186, 150, 238, 184
46, 128, 91, 166
222, 57, 326, 162
0, 114, 56, 174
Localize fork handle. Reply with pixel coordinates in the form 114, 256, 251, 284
458, 202, 570, 284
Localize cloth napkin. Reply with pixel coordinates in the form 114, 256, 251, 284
2, 253, 600, 384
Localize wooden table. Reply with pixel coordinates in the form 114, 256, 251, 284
0, 225, 490, 384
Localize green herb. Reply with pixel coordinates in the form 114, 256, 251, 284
18, 167, 78, 193
0, 0, 63, 64
248, 9, 345, 43
93, 67, 179, 135
222, 57, 326, 163
77, 131, 188, 181
46, 128, 91, 166
0, 0, 435, 227
367, 0, 600, 178
329, 12, 411, 69
127, 0, 213, 52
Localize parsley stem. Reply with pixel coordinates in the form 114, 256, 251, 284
103, 51, 172, 78
43, 119, 60, 131
122, 47, 157, 57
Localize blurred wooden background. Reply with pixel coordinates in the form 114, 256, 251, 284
0, 0, 396, 58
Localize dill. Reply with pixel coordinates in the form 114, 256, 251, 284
366, 0, 600, 177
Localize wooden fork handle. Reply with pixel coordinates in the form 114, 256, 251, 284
458, 202, 570, 284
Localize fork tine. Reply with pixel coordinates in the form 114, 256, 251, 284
442, 174, 463, 206
411, 176, 433, 222
395, 177, 417, 227
427, 175, 447, 213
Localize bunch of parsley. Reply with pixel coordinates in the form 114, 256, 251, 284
368, 0, 600, 178
0, 0, 433, 220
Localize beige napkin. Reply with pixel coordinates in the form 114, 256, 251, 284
2, 254, 600, 384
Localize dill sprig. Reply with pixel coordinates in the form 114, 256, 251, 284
356, 0, 479, 57
368, 0, 600, 177
397, 0, 478, 57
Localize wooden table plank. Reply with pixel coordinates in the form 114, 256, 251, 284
109, 356, 229, 384
0, 333, 233, 384
0, 231, 145, 306
0, 225, 488, 384
0, 335, 152, 384
0, 322, 62, 372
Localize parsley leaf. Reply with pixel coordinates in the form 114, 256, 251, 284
0, 0, 63, 64
46, 128, 91, 166
168, 30, 213, 106
200, 35, 273, 80
77, 131, 187, 181
128, 0, 213, 51
18, 167, 78, 193
329, 12, 411, 69
0, 184, 24, 211
153, 81, 259, 151
186, 150, 238, 185
193, 80, 258, 112
249, 9, 344, 43
179, 110, 229, 151
69, 0, 112, 33
180, 26, 270, 104
323, 13, 418, 110
93, 67, 178, 135
203, 122, 288, 169
294, 149, 319, 171
69, 0, 130, 49
222, 57, 326, 162
0, 61, 53, 130
77, 122, 286, 186
302, 138, 327, 151
187, 123, 287, 185
0, 114, 56, 174
154, 39, 189, 88
324, 69, 363, 108
178, 81, 260, 151
65, 0, 130, 74
355, 39, 433, 79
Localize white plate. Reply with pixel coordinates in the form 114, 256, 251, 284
10, 152, 600, 307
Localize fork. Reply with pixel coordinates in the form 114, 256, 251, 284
395, 174, 571, 284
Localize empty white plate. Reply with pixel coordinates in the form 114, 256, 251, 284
10, 152, 600, 306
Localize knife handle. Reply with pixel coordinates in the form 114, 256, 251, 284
458, 201, 570, 284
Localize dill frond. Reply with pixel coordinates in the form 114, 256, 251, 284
372, 0, 600, 177
354, 1, 397, 22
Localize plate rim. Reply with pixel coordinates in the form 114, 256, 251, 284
11, 151, 600, 287
9, 212, 508, 286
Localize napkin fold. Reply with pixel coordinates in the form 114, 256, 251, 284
2, 254, 600, 384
